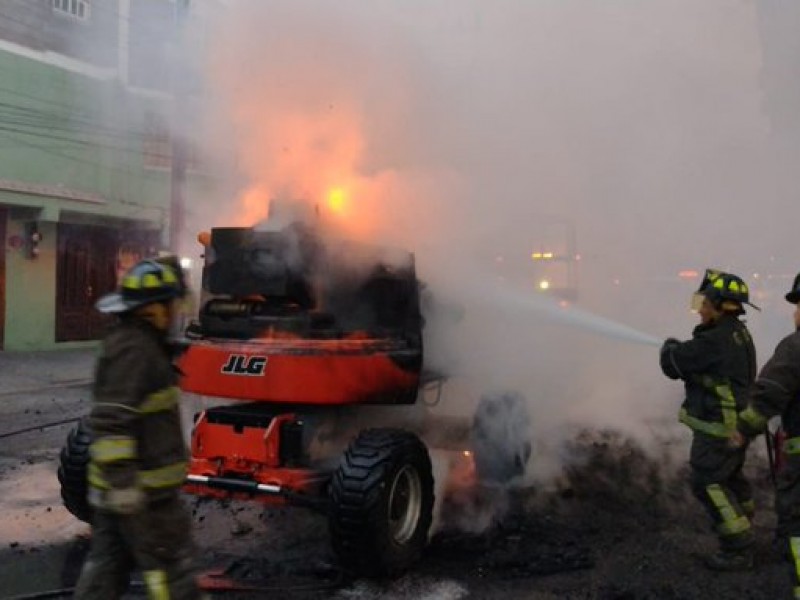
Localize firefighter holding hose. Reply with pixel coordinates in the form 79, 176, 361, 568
660, 269, 758, 570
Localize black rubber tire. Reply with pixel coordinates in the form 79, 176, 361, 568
472, 391, 533, 485
329, 428, 434, 577
57, 417, 93, 523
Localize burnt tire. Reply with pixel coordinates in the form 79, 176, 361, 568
329, 428, 434, 577
472, 391, 532, 485
57, 418, 93, 523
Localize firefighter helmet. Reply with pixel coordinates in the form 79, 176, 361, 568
786, 273, 800, 304
690, 269, 759, 313
690, 268, 759, 314
96, 257, 186, 314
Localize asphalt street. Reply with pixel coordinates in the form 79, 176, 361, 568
0, 349, 793, 599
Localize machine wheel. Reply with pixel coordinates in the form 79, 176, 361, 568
471, 391, 532, 485
57, 418, 93, 523
329, 428, 434, 577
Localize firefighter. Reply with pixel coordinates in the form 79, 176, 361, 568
660, 269, 758, 570
733, 272, 800, 597
73, 257, 204, 600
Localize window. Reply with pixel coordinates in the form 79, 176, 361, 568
52, 0, 91, 20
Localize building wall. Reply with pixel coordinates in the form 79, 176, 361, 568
0, 41, 171, 350
0, 0, 226, 351
3, 212, 60, 350
0, 47, 171, 223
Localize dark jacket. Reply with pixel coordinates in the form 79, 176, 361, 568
661, 315, 756, 438
739, 329, 800, 439
87, 317, 188, 503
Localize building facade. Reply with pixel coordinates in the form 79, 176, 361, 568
0, 0, 204, 350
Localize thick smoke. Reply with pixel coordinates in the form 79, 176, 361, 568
175, 1, 797, 485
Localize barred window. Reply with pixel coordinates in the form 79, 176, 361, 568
52, 0, 91, 20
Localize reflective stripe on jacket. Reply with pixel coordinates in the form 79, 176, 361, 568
88, 318, 188, 501
661, 315, 756, 438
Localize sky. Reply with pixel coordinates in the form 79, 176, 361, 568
169, 0, 800, 481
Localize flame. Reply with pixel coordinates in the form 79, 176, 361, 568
223, 106, 396, 240
202, 10, 461, 246
236, 186, 271, 227
327, 187, 347, 214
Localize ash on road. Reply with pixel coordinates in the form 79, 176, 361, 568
0, 351, 790, 599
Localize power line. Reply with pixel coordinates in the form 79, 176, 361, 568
0, 122, 170, 178
0, 100, 161, 142
0, 121, 171, 159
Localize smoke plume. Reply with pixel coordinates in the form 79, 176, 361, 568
174, 0, 798, 488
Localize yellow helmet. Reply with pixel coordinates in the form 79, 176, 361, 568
96, 258, 186, 314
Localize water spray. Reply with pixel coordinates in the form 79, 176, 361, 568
463, 278, 663, 347
545, 304, 663, 347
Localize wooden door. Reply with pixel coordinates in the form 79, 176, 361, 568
56, 224, 117, 341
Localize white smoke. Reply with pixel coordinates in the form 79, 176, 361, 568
173, 0, 797, 486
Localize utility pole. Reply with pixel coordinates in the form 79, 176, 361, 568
169, 0, 190, 256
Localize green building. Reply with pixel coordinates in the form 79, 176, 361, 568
0, 0, 208, 350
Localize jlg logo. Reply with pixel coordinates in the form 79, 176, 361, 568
221, 354, 268, 376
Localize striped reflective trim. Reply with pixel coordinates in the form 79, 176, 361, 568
679, 378, 739, 437
142, 273, 161, 288
138, 461, 188, 489
95, 386, 180, 415
143, 569, 170, 600
714, 384, 738, 432
87, 463, 111, 490
714, 384, 736, 405
678, 409, 731, 438
717, 516, 751, 536
739, 406, 768, 432
786, 437, 800, 455
140, 387, 179, 414
90, 436, 137, 463
88, 461, 187, 491
161, 267, 178, 285
123, 274, 140, 290
707, 484, 751, 536
791, 538, 800, 593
